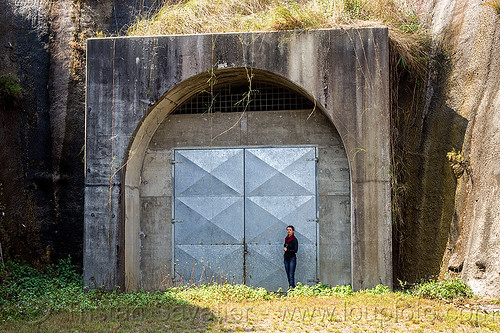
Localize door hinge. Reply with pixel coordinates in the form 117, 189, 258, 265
171, 219, 183, 224
306, 157, 319, 162
307, 218, 319, 223
170, 160, 184, 164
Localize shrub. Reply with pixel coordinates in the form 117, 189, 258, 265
0, 73, 22, 103
0, 259, 183, 321
412, 277, 474, 301
0, 257, 82, 321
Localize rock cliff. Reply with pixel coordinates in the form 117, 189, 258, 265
425, 0, 500, 298
0, 0, 160, 265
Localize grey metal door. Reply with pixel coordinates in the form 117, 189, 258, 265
173, 147, 317, 289
173, 149, 245, 284
245, 147, 317, 290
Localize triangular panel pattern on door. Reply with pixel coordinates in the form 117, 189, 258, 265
245, 147, 317, 290
173, 149, 245, 284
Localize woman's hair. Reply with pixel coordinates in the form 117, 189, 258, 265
287, 225, 295, 231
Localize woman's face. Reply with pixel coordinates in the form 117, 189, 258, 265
286, 227, 294, 236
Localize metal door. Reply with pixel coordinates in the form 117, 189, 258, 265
173, 149, 245, 284
173, 147, 317, 289
244, 147, 317, 290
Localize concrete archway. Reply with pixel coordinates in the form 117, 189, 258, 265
124, 68, 351, 290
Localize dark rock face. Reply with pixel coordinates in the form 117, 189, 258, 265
0, 0, 157, 267
108, 0, 164, 34
394, 49, 469, 283
0, 0, 54, 264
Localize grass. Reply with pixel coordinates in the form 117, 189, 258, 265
1, 261, 499, 332
1, 285, 499, 332
127, 0, 424, 35
126, 0, 430, 79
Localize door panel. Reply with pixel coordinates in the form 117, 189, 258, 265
175, 245, 244, 284
245, 244, 284, 289
245, 147, 317, 290
173, 149, 244, 284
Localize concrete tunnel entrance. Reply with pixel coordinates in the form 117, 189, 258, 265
133, 75, 351, 290
84, 29, 392, 291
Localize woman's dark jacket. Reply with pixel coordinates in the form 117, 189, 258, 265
283, 237, 298, 259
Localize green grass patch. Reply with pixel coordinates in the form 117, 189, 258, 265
286, 282, 354, 297
2, 261, 498, 332
0, 258, 186, 318
170, 283, 273, 305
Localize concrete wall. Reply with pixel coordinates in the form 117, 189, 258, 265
85, 28, 391, 290
140, 110, 350, 289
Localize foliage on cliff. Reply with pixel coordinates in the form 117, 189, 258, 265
0, 73, 22, 104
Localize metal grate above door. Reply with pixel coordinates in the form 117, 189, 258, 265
172, 147, 318, 290
172, 83, 315, 114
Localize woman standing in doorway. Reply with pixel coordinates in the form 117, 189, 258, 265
283, 225, 298, 288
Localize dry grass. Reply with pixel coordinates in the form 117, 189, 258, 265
207, 295, 500, 332
127, 0, 423, 35
127, 0, 429, 78
4, 293, 498, 332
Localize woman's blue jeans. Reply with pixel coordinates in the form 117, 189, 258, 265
284, 256, 296, 288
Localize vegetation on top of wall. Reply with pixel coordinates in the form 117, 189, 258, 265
127, 0, 429, 79
0, 73, 22, 104
127, 0, 424, 35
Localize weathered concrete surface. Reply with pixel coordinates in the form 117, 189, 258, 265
85, 28, 391, 290
425, 0, 500, 297
140, 110, 350, 289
